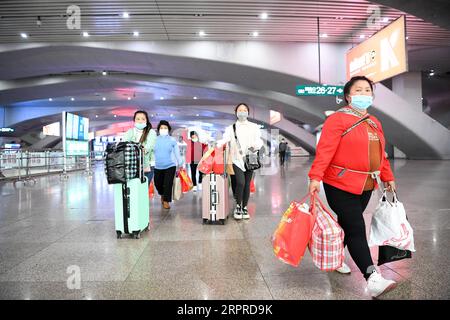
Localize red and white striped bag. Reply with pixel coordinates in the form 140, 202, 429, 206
308, 193, 345, 271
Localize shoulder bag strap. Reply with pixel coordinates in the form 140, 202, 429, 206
233, 124, 245, 158
341, 116, 370, 137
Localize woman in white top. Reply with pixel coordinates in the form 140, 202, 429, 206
217, 103, 263, 220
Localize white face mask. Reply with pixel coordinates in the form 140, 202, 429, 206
192, 137, 198, 143
159, 129, 169, 136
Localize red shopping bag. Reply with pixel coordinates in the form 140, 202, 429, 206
250, 179, 256, 193
148, 181, 154, 198
212, 146, 225, 174
272, 194, 316, 267
308, 193, 345, 271
179, 168, 193, 193
198, 148, 215, 174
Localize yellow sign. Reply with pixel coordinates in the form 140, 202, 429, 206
346, 16, 408, 83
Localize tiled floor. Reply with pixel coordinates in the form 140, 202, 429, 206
0, 157, 449, 300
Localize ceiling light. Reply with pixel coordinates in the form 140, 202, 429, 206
102, 71, 107, 76
48, 98, 53, 101
82, 31, 89, 37
406, 36, 409, 40
114, 115, 117, 118
260, 12, 269, 20
429, 72, 435, 76
196, 114, 200, 117
320, 33, 328, 38
95, 115, 98, 118
160, 97, 164, 100
127, 97, 131, 100
170, 114, 173, 117
133, 31, 139, 37
122, 12, 129, 18
252, 31, 259, 37
102, 97, 106, 101
199, 31, 206, 37
151, 114, 154, 117
20, 33, 28, 39
360, 34, 365, 39
71, 97, 75, 101
193, 96, 197, 99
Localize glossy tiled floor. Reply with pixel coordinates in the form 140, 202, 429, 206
0, 157, 449, 300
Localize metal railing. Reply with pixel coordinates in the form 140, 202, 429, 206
0, 148, 101, 186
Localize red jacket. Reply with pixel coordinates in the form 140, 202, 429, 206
308, 109, 395, 195
186, 140, 208, 164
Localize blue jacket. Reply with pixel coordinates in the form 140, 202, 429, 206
154, 135, 184, 170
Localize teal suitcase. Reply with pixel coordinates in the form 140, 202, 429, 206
114, 177, 150, 239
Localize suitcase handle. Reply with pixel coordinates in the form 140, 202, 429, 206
212, 191, 219, 205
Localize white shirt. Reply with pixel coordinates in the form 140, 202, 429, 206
218, 120, 263, 172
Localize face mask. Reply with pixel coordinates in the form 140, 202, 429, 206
135, 122, 146, 130
237, 111, 248, 121
159, 129, 169, 136
349, 95, 373, 110
192, 138, 198, 143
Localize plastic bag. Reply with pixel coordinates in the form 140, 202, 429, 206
369, 191, 415, 252
172, 174, 184, 201
179, 168, 193, 193
308, 194, 345, 271
272, 194, 316, 267
250, 179, 256, 193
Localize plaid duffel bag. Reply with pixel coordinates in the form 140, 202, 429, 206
308, 193, 345, 271
105, 142, 141, 184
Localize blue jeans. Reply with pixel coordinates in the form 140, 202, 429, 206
144, 167, 155, 185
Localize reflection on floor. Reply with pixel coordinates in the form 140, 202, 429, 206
0, 157, 449, 300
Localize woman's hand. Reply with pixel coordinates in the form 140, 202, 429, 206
384, 180, 396, 192
309, 179, 321, 194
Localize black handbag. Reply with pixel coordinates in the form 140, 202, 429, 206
233, 124, 261, 171
377, 245, 412, 266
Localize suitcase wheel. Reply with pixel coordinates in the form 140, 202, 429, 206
220, 219, 225, 225
133, 231, 140, 239
202, 218, 208, 225
144, 224, 149, 232
116, 231, 122, 239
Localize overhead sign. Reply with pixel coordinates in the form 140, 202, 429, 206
296, 85, 344, 96
43, 122, 60, 137
0, 128, 14, 133
269, 110, 281, 125
346, 15, 408, 83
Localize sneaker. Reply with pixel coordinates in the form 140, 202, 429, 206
242, 207, 250, 219
193, 186, 197, 192
335, 262, 351, 274
234, 205, 242, 220
367, 271, 396, 298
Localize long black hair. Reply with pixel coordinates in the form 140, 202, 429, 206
133, 110, 152, 143
343, 76, 374, 104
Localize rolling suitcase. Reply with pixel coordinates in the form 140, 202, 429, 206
113, 144, 150, 239
202, 146, 230, 225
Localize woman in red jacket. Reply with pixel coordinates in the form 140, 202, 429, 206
308, 75, 397, 298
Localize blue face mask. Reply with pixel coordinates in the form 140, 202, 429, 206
135, 122, 147, 130
349, 95, 373, 110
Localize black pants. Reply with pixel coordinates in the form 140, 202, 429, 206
323, 183, 374, 277
154, 166, 176, 202
230, 164, 253, 208
279, 151, 286, 165
190, 163, 203, 186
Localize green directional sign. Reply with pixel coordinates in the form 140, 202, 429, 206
296, 85, 344, 96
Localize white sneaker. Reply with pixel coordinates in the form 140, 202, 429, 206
242, 207, 250, 219
335, 262, 351, 274
193, 186, 197, 192
367, 271, 396, 298
234, 205, 243, 220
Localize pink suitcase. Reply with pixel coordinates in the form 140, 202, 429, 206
202, 173, 230, 225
